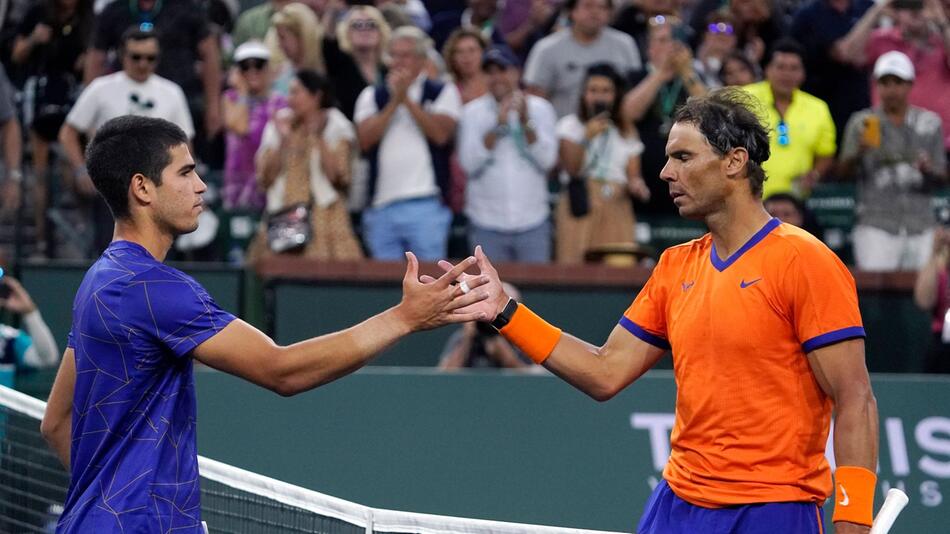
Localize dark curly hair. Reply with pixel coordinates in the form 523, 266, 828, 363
673, 87, 771, 196
85, 116, 189, 220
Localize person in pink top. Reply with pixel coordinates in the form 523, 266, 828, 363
863, 0, 950, 151
222, 41, 286, 211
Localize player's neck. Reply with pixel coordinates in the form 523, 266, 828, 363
706, 199, 773, 260
112, 221, 174, 262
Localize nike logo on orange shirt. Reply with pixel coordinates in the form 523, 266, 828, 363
740, 278, 762, 288
839, 484, 850, 506
682, 281, 695, 291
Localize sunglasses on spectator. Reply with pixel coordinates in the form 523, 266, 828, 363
351, 19, 378, 31
707, 22, 734, 35
777, 119, 790, 146
238, 59, 268, 72
127, 53, 158, 64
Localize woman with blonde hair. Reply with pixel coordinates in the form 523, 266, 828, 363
266, 3, 325, 97
323, 4, 390, 119
251, 69, 364, 262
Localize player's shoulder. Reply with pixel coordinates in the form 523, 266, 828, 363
658, 233, 712, 263
767, 222, 842, 265
127, 262, 200, 288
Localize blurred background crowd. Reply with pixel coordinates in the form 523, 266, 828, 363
0, 0, 944, 381
0, 0, 946, 295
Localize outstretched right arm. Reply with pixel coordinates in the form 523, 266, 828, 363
542, 326, 666, 401
193, 254, 488, 397
438, 247, 667, 400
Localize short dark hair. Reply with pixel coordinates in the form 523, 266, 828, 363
294, 69, 333, 108
765, 37, 805, 67
673, 87, 770, 196
85, 116, 189, 220
120, 26, 160, 54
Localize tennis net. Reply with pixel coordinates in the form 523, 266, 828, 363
0, 385, 622, 534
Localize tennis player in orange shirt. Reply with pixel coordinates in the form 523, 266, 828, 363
444, 88, 879, 533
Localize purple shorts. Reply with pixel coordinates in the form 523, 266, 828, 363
637, 480, 825, 534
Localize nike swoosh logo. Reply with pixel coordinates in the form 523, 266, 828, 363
839, 484, 850, 506
681, 281, 695, 291
740, 278, 762, 288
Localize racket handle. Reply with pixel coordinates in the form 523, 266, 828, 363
869, 488, 909, 534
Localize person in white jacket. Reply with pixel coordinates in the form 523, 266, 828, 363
0, 276, 59, 389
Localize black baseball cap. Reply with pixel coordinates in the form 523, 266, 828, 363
482, 47, 520, 70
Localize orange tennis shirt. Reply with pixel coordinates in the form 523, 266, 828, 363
622, 218, 864, 508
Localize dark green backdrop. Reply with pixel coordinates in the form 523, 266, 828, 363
194, 369, 950, 533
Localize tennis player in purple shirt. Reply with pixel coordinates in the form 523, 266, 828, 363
40, 115, 489, 533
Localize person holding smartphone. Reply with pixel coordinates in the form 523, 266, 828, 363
554, 63, 650, 264
0, 276, 60, 389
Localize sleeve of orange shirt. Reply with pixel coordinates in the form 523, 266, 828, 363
620, 252, 672, 350
788, 241, 865, 352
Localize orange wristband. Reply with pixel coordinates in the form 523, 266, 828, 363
498, 303, 562, 364
832, 465, 877, 526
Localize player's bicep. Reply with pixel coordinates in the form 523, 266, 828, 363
192, 319, 282, 391
806, 338, 870, 403
602, 323, 667, 385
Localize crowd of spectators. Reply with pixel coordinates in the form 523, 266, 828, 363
0, 0, 946, 270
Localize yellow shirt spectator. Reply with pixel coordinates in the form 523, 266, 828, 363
743, 81, 836, 198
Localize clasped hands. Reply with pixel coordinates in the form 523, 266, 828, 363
396, 247, 509, 333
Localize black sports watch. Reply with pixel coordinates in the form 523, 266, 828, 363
490, 298, 519, 331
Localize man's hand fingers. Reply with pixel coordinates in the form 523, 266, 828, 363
437, 259, 455, 274
447, 289, 489, 311
443, 310, 489, 324
474, 245, 497, 276
437, 257, 476, 288
420, 275, 437, 284
403, 251, 419, 285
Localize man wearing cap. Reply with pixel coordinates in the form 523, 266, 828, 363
838, 50, 947, 271
851, 0, 950, 152
457, 47, 558, 262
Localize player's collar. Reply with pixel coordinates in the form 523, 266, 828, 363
709, 218, 781, 272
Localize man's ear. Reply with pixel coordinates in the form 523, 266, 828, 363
723, 147, 751, 180
128, 173, 153, 208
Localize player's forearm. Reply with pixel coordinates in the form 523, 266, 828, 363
41, 350, 75, 470
544, 334, 632, 401
43, 414, 71, 469
832, 387, 879, 470
272, 307, 412, 396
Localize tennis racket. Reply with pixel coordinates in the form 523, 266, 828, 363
868, 488, 909, 534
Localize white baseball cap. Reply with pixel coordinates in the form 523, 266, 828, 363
873, 51, 915, 81
233, 40, 270, 63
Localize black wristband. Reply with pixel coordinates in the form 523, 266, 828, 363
490, 298, 519, 331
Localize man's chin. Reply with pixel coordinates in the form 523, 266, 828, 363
677, 206, 704, 221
